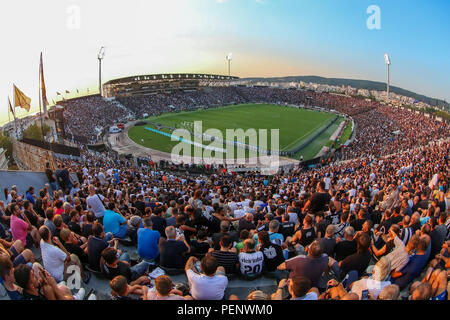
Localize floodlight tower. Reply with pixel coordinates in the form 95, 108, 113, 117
384, 53, 391, 104
226, 53, 233, 78
98, 46, 106, 96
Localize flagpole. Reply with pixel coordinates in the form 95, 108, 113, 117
39, 54, 45, 141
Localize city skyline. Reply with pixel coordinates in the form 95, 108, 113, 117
1, 0, 449, 125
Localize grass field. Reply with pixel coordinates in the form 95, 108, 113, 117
128, 104, 343, 161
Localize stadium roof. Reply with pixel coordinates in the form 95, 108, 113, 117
104, 73, 239, 85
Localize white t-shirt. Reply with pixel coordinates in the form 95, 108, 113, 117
228, 202, 238, 213
86, 194, 106, 218
351, 278, 391, 300
238, 251, 264, 276
288, 212, 299, 224
324, 177, 331, 190
233, 209, 246, 219
98, 172, 106, 185
40, 240, 67, 283
292, 292, 318, 300
186, 269, 228, 300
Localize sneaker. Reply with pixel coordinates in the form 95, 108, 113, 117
87, 294, 97, 300
74, 288, 86, 300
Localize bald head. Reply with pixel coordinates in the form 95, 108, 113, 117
378, 284, 400, 300
245, 213, 254, 222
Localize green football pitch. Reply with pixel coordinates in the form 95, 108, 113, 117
128, 104, 345, 161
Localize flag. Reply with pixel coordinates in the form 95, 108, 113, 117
56, 92, 61, 95
65, 90, 70, 94
76, 89, 79, 94
40, 52, 49, 113
13, 84, 31, 112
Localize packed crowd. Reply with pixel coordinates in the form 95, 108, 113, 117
3, 86, 448, 301
61, 96, 131, 144
62, 87, 449, 160
116, 87, 247, 119
0, 131, 448, 300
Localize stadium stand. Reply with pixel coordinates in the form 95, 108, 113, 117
0, 85, 448, 301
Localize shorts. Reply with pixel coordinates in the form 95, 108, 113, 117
13, 254, 27, 268
10, 246, 19, 261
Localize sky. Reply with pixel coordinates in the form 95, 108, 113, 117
1, 0, 449, 125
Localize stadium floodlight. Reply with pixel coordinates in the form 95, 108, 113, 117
384, 53, 390, 65
226, 53, 232, 78
98, 46, 106, 96
384, 53, 391, 103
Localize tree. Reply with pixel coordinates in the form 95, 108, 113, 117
23, 123, 51, 141
0, 132, 12, 163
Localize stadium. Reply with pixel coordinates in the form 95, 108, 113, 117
0, 0, 449, 308
1, 68, 448, 302
51, 74, 357, 172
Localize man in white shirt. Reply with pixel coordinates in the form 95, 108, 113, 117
86, 185, 106, 219
233, 207, 246, 220
185, 255, 228, 300
98, 170, 106, 186
38, 225, 87, 283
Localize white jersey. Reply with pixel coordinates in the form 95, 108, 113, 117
233, 209, 246, 219
238, 251, 264, 276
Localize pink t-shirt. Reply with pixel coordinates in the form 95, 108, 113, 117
11, 215, 29, 244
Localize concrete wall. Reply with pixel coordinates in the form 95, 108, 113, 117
0, 170, 78, 201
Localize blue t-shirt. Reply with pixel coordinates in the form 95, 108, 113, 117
137, 228, 160, 260
253, 231, 284, 246
393, 244, 431, 290
26, 192, 35, 205
269, 232, 285, 246
114, 173, 120, 185
103, 210, 126, 235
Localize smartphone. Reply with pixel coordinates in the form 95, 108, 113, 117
361, 290, 369, 300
